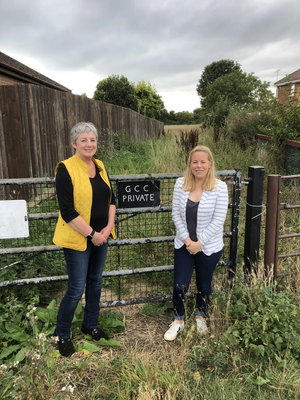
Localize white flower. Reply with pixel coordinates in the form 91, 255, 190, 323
68, 385, 74, 394
49, 336, 59, 344
38, 333, 46, 341
61, 385, 74, 393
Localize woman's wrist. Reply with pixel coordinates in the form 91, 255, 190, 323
184, 237, 192, 245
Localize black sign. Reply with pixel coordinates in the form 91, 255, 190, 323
117, 180, 160, 208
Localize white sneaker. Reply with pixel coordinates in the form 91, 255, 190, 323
196, 317, 208, 335
164, 321, 184, 341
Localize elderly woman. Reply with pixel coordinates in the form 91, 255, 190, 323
53, 122, 116, 357
164, 145, 228, 341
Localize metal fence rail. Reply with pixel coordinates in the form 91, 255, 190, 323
0, 171, 241, 306
264, 174, 300, 279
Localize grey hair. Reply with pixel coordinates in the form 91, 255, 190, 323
70, 122, 98, 143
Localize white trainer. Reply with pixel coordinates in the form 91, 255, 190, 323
164, 321, 184, 341
196, 317, 208, 335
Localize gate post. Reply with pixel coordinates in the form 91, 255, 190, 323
264, 175, 281, 279
243, 166, 265, 275
229, 168, 242, 280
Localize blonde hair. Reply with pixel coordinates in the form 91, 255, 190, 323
182, 145, 216, 191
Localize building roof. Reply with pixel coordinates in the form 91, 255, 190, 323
0, 51, 71, 92
274, 68, 300, 87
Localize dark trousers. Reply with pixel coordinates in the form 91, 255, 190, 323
56, 240, 108, 339
173, 245, 222, 320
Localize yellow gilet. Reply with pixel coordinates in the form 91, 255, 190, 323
53, 153, 116, 251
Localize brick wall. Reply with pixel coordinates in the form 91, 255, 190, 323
277, 82, 300, 104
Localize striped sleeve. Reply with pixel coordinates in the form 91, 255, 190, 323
172, 178, 189, 243
198, 180, 229, 247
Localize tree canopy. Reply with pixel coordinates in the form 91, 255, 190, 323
197, 59, 241, 100
93, 75, 166, 119
158, 108, 202, 125
134, 80, 164, 119
203, 70, 273, 111
198, 62, 274, 141
93, 74, 138, 111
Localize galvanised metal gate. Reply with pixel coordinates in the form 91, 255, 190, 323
0, 170, 242, 306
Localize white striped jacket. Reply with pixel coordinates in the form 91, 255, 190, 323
172, 177, 229, 256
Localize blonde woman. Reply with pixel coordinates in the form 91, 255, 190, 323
164, 146, 228, 341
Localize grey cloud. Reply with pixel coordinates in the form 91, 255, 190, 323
1, 0, 300, 108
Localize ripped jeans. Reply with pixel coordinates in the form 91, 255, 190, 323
173, 245, 222, 320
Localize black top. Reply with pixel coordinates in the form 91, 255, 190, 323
186, 198, 199, 242
55, 163, 116, 232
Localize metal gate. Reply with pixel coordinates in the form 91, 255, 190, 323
0, 170, 241, 306
264, 174, 300, 279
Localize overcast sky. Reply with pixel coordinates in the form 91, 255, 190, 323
1, 0, 300, 112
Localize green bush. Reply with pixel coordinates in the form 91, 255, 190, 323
226, 108, 272, 150
225, 278, 300, 366
259, 98, 300, 143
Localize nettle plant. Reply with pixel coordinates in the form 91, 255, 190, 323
225, 278, 300, 366
0, 295, 125, 367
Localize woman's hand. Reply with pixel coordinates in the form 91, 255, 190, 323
99, 226, 112, 241
91, 225, 113, 246
186, 240, 202, 255
91, 231, 107, 246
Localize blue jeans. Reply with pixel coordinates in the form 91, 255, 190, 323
56, 240, 108, 339
173, 245, 222, 320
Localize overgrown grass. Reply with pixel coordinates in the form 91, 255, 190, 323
1, 125, 299, 399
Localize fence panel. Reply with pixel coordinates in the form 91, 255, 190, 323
0, 171, 240, 307
0, 84, 164, 179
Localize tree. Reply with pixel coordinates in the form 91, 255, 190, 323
202, 69, 273, 141
174, 111, 195, 125
134, 80, 164, 119
203, 70, 272, 111
197, 59, 241, 101
193, 108, 203, 123
205, 97, 231, 142
93, 74, 138, 111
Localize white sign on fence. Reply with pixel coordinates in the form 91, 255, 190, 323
0, 200, 29, 239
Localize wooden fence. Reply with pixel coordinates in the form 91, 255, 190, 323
0, 84, 164, 179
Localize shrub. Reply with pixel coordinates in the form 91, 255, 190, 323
259, 98, 300, 143
226, 108, 272, 150
224, 278, 300, 366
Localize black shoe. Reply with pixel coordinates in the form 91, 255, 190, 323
81, 324, 109, 340
57, 338, 75, 357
